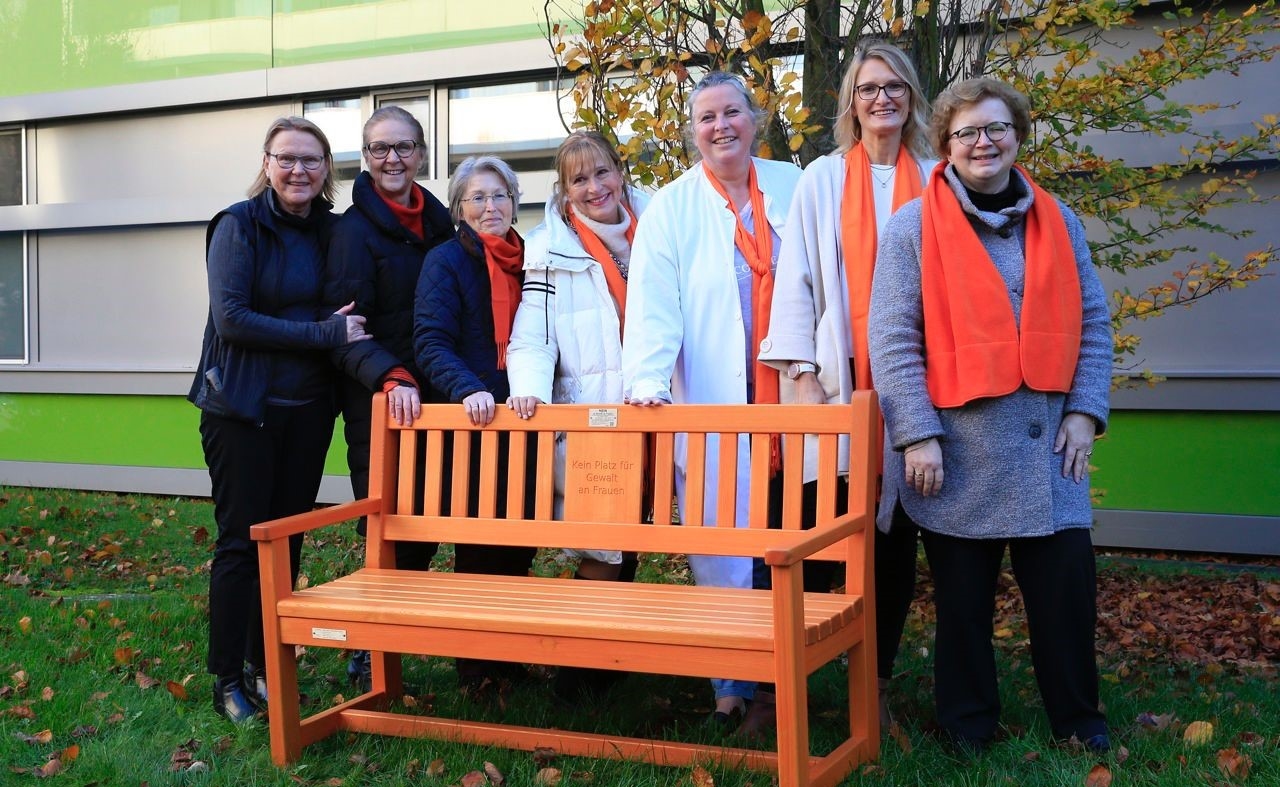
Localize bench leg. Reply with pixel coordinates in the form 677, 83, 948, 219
259, 542, 303, 765
772, 567, 811, 787
370, 650, 404, 700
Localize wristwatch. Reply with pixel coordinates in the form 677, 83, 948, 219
786, 362, 817, 380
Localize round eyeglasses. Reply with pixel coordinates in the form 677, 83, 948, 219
949, 122, 1013, 146
364, 140, 420, 160
855, 81, 909, 101
266, 152, 325, 171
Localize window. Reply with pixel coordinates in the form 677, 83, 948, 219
0, 128, 21, 206
376, 93, 434, 178
303, 98, 363, 182
0, 233, 26, 362
448, 79, 573, 174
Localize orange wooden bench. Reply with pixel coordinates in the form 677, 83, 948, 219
251, 392, 880, 787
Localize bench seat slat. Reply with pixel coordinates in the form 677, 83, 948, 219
279, 570, 860, 650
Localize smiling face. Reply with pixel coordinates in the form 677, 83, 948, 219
460, 170, 514, 237
364, 118, 424, 205
264, 129, 327, 217
691, 83, 757, 175
945, 96, 1021, 195
853, 58, 910, 142
564, 152, 624, 224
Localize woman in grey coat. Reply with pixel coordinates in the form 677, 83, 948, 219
868, 78, 1112, 753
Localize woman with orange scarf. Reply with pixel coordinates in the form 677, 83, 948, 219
623, 71, 802, 728
759, 42, 936, 729
868, 78, 1112, 753
413, 155, 536, 692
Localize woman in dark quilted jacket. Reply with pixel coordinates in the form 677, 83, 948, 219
323, 105, 454, 692
413, 155, 537, 693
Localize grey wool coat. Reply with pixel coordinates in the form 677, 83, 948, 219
867, 165, 1111, 539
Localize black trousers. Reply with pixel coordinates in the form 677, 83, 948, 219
920, 527, 1107, 744
200, 400, 335, 679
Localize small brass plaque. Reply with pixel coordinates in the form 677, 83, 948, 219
587, 408, 620, 428
312, 627, 348, 642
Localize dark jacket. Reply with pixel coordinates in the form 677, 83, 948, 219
414, 222, 524, 403
325, 172, 454, 390
188, 190, 345, 424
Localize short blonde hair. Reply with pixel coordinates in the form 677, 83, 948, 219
683, 71, 766, 159
247, 116, 337, 203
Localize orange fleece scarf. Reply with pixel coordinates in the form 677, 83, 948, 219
840, 143, 922, 391
920, 165, 1081, 408
477, 228, 524, 370
705, 161, 780, 471
380, 185, 425, 240
569, 203, 636, 335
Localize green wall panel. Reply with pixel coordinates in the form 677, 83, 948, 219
1090, 410, 1280, 516
0, 1, 555, 98
0, 393, 346, 475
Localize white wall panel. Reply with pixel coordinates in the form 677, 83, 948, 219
36, 226, 206, 370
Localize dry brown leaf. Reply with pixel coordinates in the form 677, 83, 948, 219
165, 681, 188, 701
325, 779, 344, 786
60, 744, 80, 762
113, 648, 134, 666
1023, 751, 1041, 762
135, 672, 160, 690
1216, 747, 1252, 780
426, 758, 446, 777
1184, 720, 1215, 745
70, 725, 96, 738
484, 761, 506, 785
6, 704, 35, 720
569, 771, 595, 783
40, 687, 53, 701
18, 616, 31, 634
15, 729, 53, 744
535, 767, 563, 786
1136, 711, 1177, 731
1084, 763, 1113, 787
32, 758, 62, 777
691, 764, 716, 786
532, 746, 558, 768
105, 712, 124, 725
1116, 745, 1130, 764
460, 771, 487, 787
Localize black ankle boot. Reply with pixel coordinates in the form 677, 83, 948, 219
242, 664, 268, 711
213, 677, 259, 723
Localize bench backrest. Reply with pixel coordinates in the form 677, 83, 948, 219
365, 394, 878, 590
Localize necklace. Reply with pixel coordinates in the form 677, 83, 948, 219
869, 164, 896, 189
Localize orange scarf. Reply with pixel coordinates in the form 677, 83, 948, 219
477, 228, 524, 370
705, 161, 780, 471
920, 164, 1081, 408
568, 203, 637, 335
840, 144, 922, 390
380, 185, 424, 240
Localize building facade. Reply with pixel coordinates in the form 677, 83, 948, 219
0, 0, 1276, 554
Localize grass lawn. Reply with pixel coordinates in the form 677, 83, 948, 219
1, 486, 1276, 785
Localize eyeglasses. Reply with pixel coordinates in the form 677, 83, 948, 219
855, 81, 909, 101
364, 140, 420, 159
267, 152, 325, 171
462, 193, 512, 208
949, 121, 1013, 146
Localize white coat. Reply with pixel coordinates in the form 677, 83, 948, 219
623, 157, 802, 589
759, 151, 937, 486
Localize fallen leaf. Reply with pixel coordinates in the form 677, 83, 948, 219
70, 725, 97, 738
135, 672, 160, 690
426, 758, 446, 777
888, 721, 912, 754
40, 687, 53, 701
18, 616, 31, 634
1184, 720, 1214, 746
33, 758, 62, 777
1023, 751, 1041, 762
1137, 711, 1176, 731
1084, 764, 1113, 787
532, 747, 558, 768
535, 767, 563, 786
460, 771, 487, 787
113, 648, 135, 666
484, 761, 505, 785
692, 764, 716, 786
1216, 747, 1251, 780
14, 729, 53, 744
165, 681, 188, 701
325, 779, 344, 786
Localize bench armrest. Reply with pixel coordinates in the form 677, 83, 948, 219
762, 512, 869, 567
250, 498, 383, 542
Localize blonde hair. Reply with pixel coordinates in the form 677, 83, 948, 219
551, 131, 631, 221
683, 71, 766, 159
833, 42, 931, 159
247, 116, 337, 203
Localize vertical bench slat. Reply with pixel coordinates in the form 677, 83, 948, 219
653, 432, 675, 526
450, 431, 471, 518
779, 432, 804, 531
505, 430, 528, 519
748, 432, 771, 529
478, 430, 499, 518
535, 428, 555, 520
684, 431, 705, 528
716, 432, 738, 528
